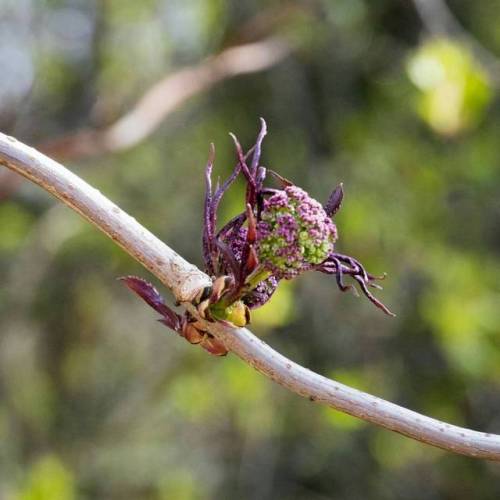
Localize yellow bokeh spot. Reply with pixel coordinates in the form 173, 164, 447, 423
407, 38, 492, 136
251, 280, 296, 330
16, 455, 75, 500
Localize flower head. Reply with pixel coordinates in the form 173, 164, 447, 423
256, 186, 337, 279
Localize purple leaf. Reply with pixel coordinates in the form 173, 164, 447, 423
324, 183, 344, 217
215, 239, 241, 283
216, 212, 246, 241
119, 276, 182, 331
229, 132, 257, 208
229, 133, 254, 187
203, 144, 216, 274
250, 118, 267, 176
204, 143, 255, 276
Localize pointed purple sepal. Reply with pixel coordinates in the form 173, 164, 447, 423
324, 183, 344, 217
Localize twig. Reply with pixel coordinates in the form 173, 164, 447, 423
0, 133, 211, 302
1, 132, 500, 460
39, 37, 291, 160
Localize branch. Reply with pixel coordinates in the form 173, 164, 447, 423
0, 133, 211, 302
39, 37, 291, 161
2, 132, 500, 460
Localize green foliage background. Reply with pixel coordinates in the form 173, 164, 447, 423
2, 0, 500, 498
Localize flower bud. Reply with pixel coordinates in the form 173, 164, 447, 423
256, 186, 337, 279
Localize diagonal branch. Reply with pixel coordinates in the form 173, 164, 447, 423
1, 132, 500, 460
40, 37, 291, 161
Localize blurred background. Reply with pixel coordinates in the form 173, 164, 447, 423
2, 0, 500, 498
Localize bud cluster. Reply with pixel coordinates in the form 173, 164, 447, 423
257, 186, 337, 279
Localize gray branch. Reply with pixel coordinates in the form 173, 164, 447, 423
1, 131, 500, 460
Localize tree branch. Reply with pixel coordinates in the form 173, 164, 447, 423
2, 132, 500, 460
39, 37, 291, 161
